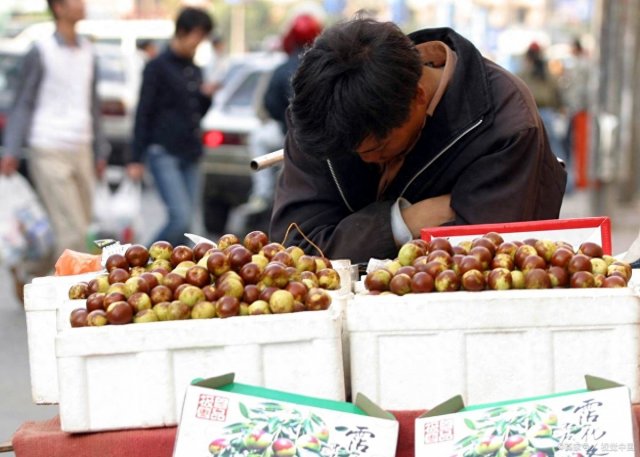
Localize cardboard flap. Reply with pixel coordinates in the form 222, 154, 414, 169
354, 393, 396, 421
193, 373, 235, 389
585, 374, 624, 390
419, 395, 465, 418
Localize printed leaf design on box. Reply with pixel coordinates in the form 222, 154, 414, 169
451, 399, 613, 457
209, 401, 377, 457
454, 404, 560, 457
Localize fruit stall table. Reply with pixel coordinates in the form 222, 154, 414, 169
6, 407, 640, 457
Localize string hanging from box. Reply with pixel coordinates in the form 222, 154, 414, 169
281, 222, 326, 258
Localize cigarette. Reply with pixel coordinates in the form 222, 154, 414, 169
250, 149, 284, 171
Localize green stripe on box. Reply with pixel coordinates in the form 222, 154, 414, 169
216, 383, 367, 416
461, 389, 589, 412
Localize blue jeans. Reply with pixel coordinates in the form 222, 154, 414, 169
540, 108, 574, 193
146, 145, 200, 247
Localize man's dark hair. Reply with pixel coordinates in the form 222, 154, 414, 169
290, 17, 422, 160
175, 7, 214, 37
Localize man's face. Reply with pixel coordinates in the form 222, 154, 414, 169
55, 0, 85, 24
177, 29, 209, 58
355, 91, 427, 164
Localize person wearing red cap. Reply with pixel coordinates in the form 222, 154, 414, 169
238, 14, 323, 231
265, 14, 323, 133
517, 42, 565, 181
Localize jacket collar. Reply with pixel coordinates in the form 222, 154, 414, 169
407, 27, 493, 152
52, 30, 83, 48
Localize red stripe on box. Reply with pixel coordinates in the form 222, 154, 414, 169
420, 217, 612, 255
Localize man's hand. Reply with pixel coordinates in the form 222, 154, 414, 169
401, 194, 455, 238
127, 163, 145, 181
200, 81, 222, 98
0, 156, 18, 176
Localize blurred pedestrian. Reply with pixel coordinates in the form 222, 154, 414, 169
562, 37, 590, 189
265, 14, 323, 134
517, 42, 567, 170
136, 39, 159, 61
243, 14, 323, 215
204, 33, 228, 86
127, 7, 215, 247
1, 0, 109, 257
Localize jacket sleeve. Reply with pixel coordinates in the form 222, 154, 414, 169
269, 127, 399, 264
2, 46, 41, 159
263, 66, 289, 129
131, 61, 159, 163
91, 55, 110, 162
450, 125, 566, 224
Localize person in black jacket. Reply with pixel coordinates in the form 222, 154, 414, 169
270, 17, 567, 263
235, 14, 323, 235
127, 7, 215, 247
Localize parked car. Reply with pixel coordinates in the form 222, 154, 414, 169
12, 20, 174, 59
200, 52, 286, 236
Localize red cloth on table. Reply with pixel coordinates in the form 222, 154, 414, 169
11, 407, 640, 457
12, 416, 176, 457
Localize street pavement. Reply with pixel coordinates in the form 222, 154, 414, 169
0, 186, 639, 452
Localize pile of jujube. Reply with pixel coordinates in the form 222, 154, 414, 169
365, 232, 632, 294
67, 231, 338, 327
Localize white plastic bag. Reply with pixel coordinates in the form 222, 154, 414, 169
92, 176, 142, 243
0, 173, 54, 267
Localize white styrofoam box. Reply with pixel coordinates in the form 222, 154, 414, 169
24, 272, 100, 404
347, 285, 640, 410
55, 299, 347, 433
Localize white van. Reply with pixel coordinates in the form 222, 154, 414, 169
13, 19, 212, 66
13, 19, 173, 54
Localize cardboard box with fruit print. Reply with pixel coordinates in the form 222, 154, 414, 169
173, 373, 399, 457
415, 375, 639, 457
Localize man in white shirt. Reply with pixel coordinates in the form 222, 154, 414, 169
1, 0, 108, 257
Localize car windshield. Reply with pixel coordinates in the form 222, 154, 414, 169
0, 52, 22, 110
221, 62, 246, 87
226, 70, 261, 109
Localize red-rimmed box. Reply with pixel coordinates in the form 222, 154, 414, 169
420, 217, 612, 255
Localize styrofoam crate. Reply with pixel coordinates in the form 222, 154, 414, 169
55, 297, 348, 433
24, 272, 99, 404
24, 260, 354, 407
347, 285, 640, 410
